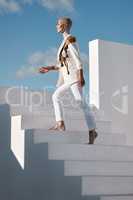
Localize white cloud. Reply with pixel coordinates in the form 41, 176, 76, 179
0, 0, 75, 15
28, 48, 57, 65
39, 0, 74, 12
16, 65, 37, 79
0, 0, 21, 14
0, 0, 33, 15
16, 47, 57, 79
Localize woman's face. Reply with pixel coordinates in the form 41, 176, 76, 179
56, 19, 67, 33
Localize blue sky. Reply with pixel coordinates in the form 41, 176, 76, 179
0, 0, 133, 93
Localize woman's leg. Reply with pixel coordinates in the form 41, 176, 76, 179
70, 82, 97, 143
50, 83, 71, 130
70, 82, 96, 130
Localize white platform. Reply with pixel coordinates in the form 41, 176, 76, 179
82, 176, 133, 195
48, 144, 133, 161
64, 160, 133, 176
21, 113, 112, 133
100, 196, 133, 200
33, 129, 126, 145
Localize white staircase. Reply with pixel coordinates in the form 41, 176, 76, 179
9, 102, 133, 199
1, 88, 133, 199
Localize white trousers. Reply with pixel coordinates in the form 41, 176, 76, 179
52, 81, 96, 130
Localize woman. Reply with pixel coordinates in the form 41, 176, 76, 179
39, 17, 98, 144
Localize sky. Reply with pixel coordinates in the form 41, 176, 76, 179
0, 0, 133, 94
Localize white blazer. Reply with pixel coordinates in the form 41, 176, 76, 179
56, 34, 83, 87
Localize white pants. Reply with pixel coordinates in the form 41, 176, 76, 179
52, 82, 96, 130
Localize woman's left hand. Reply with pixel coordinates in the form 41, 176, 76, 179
39, 66, 49, 73
78, 77, 85, 87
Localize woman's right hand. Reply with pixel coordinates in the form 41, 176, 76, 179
39, 66, 49, 73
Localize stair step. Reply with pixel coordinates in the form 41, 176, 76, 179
11, 106, 111, 129
100, 196, 133, 200
95, 133, 126, 145
19, 109, 111, 121
82, 176, 133, 195
21, 114, 112, 132
64, 160, 133, 176
33, 129, 88, 144
33, 129, 126, 145
48, 144, 133, 162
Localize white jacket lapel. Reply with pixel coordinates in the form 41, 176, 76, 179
57, 40, 65, 61
57, 34, 71, 61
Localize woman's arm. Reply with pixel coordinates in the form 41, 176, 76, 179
77, 68, 85, 87
48, 65, 59, 71
68, 41, 85, 87
39, 65, 59, 73
68, 41, 83, 69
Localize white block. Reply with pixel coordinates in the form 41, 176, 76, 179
33, 129, 126, 145
10, 103, 104, 118
64, 160, 133, 176
100, 196, 133, 200
48, 144, 133, 161
11, 115, 25, 169
21, 114, 55, 129
82, 176, 133, 195
21, 114, 112, 132
95, 133, 126, 145
89, 39, 100, 108
33, 130, 88, 144
19, 106, 112, 122
89, 40, 133, 145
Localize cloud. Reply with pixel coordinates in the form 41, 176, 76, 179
0, 0, 75, 15
16, 47, 57, 79
0, 0, 33, 15
0, 0, 21, 14
15, 65, 38, 79
38, 0, 75, 12
28, 48, 57, 65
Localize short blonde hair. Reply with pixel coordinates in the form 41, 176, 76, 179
59, 17, 72, 29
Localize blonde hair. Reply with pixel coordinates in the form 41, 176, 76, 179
59, 17, 72, 30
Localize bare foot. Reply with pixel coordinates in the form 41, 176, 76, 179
48, 121, 66, 131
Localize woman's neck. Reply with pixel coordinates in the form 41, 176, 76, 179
63, 31, 70, 39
